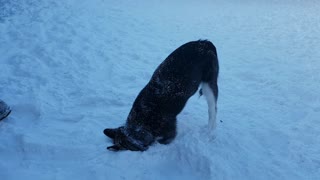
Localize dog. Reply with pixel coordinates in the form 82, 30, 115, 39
104, 40, 219, 151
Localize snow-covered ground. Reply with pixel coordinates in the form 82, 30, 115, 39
1, 0, 319, 179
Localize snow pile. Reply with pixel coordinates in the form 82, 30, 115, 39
1, 0, 319, 179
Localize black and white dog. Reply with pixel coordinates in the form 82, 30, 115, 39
104, 40, 219, 151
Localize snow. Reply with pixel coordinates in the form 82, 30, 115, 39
1, 0, 320, 179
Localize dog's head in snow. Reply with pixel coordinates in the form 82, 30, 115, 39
104, 126, 155, 151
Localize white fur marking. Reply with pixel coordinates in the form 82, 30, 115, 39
202, 83, 217, 130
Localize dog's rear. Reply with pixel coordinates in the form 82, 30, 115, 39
151, 40, 219, 130
199, 40, 219, 130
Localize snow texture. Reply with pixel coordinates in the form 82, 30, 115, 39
0, 0, 320, 179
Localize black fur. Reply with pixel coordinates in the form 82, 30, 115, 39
104, 40, 219, 151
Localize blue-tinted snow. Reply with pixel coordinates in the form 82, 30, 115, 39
0, 0, 319, 179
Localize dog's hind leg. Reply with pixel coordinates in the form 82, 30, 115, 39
201, 46, 219, 131
201, 83, 218, 130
